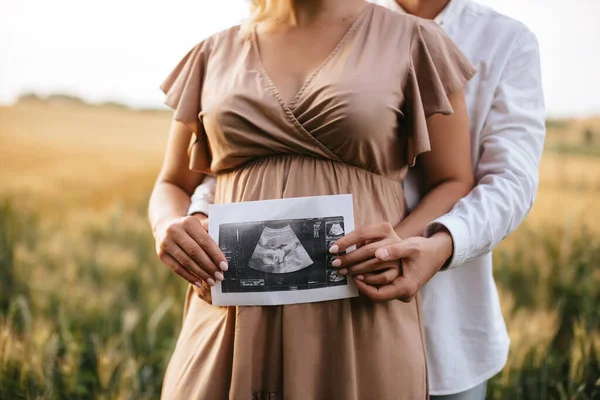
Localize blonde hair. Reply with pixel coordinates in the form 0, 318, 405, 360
241, 0, 295, 38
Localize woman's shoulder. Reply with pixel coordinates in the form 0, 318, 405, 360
207, 24, 244, 47
370, 4, 420, 25
369, 4, 440, 37
187, 24, 245, 56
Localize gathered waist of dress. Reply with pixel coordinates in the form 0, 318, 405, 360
215, 153, 404, 183
213, 154, 407, 227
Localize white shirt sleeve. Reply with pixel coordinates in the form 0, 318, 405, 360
187, 175, 217, 216
425, 28, 546, 269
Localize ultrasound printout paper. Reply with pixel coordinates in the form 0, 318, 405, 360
208, 195, 357, 306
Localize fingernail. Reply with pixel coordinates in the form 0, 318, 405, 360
329, 245, 339, 254
207, 278, 216, 286
220, 261, 229, 271
377, 248, 390, 260
214, 272, 224, 281
331, 258, 342, 267
356, 275, 364, 281
194, 281, 203, 288
339, 268, 348, 275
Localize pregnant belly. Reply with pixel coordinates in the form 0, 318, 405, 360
213, 155, 406, 228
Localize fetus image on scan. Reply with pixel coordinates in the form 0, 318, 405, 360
327, 269, 346, 283
248, 226, 314, 273
328, 223, 344, 237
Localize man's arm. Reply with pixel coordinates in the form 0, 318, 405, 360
425, 27, 546, 269
331, 27, 546, 300
188, 175, 217, 217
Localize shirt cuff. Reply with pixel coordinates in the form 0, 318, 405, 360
187, 199, 211, 216
187, 177, 216, 216
424, 214, 470, 270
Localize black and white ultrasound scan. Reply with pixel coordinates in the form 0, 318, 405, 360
218, 216, 348, 293
208, 194, 357, 306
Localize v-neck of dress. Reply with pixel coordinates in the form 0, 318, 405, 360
251, 3, 372, 112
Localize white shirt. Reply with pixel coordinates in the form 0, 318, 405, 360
188, 0, 546, 394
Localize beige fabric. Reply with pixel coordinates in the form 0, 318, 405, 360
159, 4, 475, 399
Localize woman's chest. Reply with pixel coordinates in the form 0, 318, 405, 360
201, 40, 410, 151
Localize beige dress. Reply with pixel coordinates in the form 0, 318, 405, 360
159, 4, 475, 399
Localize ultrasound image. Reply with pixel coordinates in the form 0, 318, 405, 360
249, 226, 314, 273
218, 217, 346, 293
328, 223, 344, 237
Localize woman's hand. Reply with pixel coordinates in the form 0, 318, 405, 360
154, 214, 228, 288
329, 222, 403, 294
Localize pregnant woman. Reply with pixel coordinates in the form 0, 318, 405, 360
149, 0, 475, 398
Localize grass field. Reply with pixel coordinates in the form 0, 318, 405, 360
1, 99, 599, 399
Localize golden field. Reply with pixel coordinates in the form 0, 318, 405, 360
0, 99, 599, 399
2, 100, 599, 225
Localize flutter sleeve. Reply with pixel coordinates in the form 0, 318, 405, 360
160, 40, 212, 173
404, 19, 477, 166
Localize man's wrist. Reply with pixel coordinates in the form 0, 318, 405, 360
429, 228, 454, 271
188, 199, 211, 216
424, 216, 469, 269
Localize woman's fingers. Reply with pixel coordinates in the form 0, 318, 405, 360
164, 241, 216, 286
353, 278, 401, 303
333, 241, 386, 268
359, 268, 400, 286
184, 217, 229, 272
329, 222, 396, 253
158, 249, 209, 288
338, 257, 378, 276
340, 258, 396, 277
175, 233, 222, 281
155, 216, 226, 287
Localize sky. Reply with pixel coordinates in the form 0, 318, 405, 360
1, 0, 599, 118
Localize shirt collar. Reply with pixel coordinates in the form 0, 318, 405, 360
377, 0, 468, 27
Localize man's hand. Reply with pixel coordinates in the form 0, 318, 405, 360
330, 225, 454, 302
355, 232, 454, 302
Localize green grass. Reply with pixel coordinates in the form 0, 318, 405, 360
0, 200, 186, 399
1, 198, 599, 399
545, 143, 600, 158
489, 225, 600, 399
545, 119, 572, 132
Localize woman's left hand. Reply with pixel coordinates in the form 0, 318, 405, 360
329, 222, 402, 286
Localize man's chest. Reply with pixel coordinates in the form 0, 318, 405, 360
443, 21, 516, 142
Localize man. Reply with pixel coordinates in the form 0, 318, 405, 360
187, 0, 545, 398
